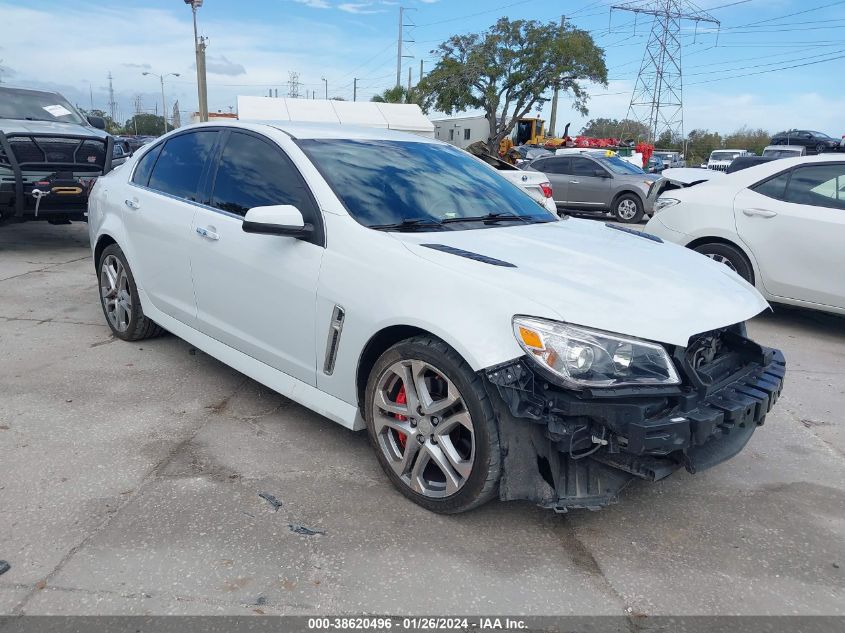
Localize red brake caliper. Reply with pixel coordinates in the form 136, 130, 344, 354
394, 385, 408, 450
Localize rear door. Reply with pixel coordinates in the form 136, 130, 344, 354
123, 129, 218, 325
532, 157, 570, 205
189, 129, 325, 386
734, 162, 845, 308
569, 157, 611, 209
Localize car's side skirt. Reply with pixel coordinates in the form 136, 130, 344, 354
137, 288, 365, 431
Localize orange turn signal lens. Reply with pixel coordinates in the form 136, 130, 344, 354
517, 326, 544, 350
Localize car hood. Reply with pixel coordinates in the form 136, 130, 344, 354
0, 118, 107, 139
660, 167, 723, 186
397, 218, 768, 347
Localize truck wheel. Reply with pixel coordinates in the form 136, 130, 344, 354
613, 194, 644, 223
364, 336, 501, 514
692, 242, 754, 284
98, 244, 163, 341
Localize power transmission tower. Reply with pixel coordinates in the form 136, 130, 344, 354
287, 71, 301, 99
107, 72, 117, 122
612, 0, 719, 144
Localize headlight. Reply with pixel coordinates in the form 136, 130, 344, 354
512, 317, 681, 388
654, 197, 681, 213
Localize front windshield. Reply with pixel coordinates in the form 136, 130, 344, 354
763, 148, 800, 158
711, 151, 741, 161
598, 155, 646, 175
298, 139, 557, 230
809, 131, 830, 139
0, 88, 87, 125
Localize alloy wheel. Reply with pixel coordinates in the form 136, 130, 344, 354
617, 198, 638, 220
705, 253, 738, 273
100, 254, 132, 332
372, 360, 475, 498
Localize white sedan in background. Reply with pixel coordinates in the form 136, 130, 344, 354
647, 155, 845, 315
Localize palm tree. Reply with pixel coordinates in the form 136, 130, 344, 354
371, 86, 419, 104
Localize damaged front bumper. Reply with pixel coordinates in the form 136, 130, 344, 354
485, 330, 786, 512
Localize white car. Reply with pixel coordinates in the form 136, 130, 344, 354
647, 155, 845, 316
88, 121, 785, 514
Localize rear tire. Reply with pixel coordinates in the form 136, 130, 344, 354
364, 336, 500, 514
97, 243, 163, 341
613, 193, 644, 224
692, 242, 754, 284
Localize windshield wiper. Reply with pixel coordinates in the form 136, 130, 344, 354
441, 212, 530, 224
369, 218, 445, 232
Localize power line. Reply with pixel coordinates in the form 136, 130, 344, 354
687, 50, 845, 85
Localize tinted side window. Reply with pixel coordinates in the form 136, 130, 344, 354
572, 157, 599, 177
785, 165, 845, 210
148, 131, 217, 201
210, 132, 317, 220
541, 157, 571, 175
752, 171, 790, 201
131, 143, 162, 187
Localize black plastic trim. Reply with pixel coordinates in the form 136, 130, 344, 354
420, 243, 517, 267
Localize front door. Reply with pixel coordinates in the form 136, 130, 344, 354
122, 129, 218, 325
189, 130, 325, 386
734, 162, 845, 308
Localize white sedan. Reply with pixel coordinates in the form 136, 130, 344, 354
647, 155, 845, 316
88, 121, 784, 514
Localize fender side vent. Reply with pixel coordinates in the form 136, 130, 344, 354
322, 305, 345, 375
604, 223, 663, 243
420, 244, 517, 268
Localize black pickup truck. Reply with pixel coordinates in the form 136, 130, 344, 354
0, 86, 115, 224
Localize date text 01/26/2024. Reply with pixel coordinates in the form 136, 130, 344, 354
306, 617, 528, 630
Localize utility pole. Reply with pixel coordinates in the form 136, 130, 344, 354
353, 78, 358, 102
107, 72, 117, 123
142, 71, 180, 134
396, 6, 416, 88
322, 77, 328, 100
407, 67, 412, 94
89, 83, 94, 110
185, 0, 209, 122
547, 15, 566, 138
419, 59, 424, 83
612, 0, 719, 143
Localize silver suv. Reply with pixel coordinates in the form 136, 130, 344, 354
526, 151, 661, 223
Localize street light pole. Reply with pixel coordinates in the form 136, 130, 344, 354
185, 0, 209, 122
142, 71, 180, 134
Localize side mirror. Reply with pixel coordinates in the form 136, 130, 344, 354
242, 205, 313, 238
87, 115, 106, 130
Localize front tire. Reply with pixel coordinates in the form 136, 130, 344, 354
364, 336, 501, 514
692, 242, 754, 284
815, 143, 827, 155
613, 193, 644, 223
98, 244, 163, 341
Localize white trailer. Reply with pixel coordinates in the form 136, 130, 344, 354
432, 114, 504, 149
236, 96, 435, 138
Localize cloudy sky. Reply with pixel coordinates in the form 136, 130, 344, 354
1, 0, 843, 135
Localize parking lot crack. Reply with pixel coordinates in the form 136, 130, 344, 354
0, 255, 90, 283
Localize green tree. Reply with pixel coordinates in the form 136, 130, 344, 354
418, 17, 607, 152
371, 86, 420, 105
124, 113, 166, 136
723, 126, 771, 155
580, 117, 650, 141
78, 108, 122, 135
685, 129, 723, 166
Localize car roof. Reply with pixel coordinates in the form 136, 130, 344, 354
708, 153, 844, 185
175, 119, 440, 143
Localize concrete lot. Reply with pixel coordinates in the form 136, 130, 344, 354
0, 221, 843, 616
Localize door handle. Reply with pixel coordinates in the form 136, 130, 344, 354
196, 226, 220, 240
124, 198, 140, 210
742, 208, 777, 218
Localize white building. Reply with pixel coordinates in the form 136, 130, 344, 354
431, 115, 491, 149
